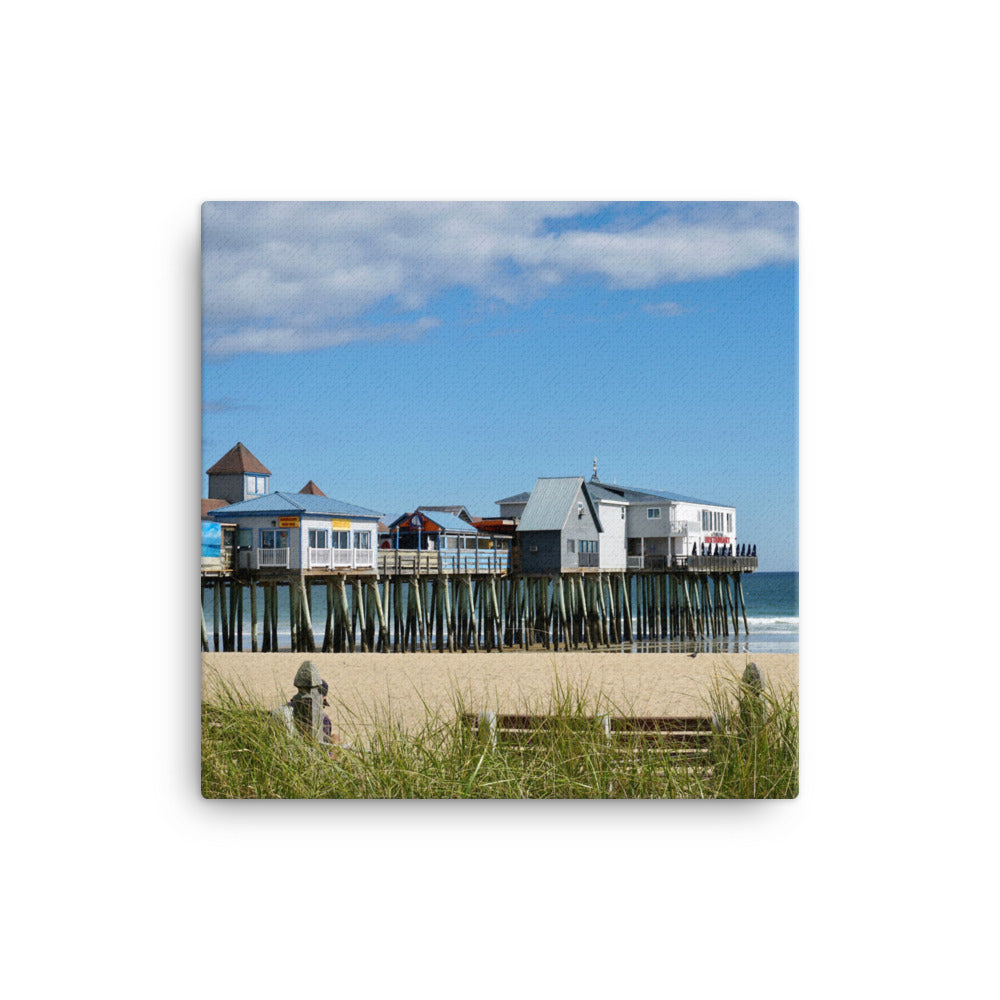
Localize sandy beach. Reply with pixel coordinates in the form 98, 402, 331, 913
202, 651, 798, 740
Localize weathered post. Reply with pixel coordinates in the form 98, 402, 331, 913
289, 660, 326, 743
738, 661, 765, 731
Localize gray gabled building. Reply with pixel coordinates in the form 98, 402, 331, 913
516, 478, 603, 573
502, 468, 741, 572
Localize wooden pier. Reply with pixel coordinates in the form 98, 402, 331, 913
200, 557, 757, 654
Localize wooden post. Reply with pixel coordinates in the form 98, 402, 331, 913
556, 576, 569, 651
489, 576, 502, 651
249, 580, 258, 652
574, 575, 590, 648
217, 580, 229, 650
201, 592, 209, 652
410, 576, 425, 652
336, 576, 354, 653
288, 581, 298, 651
322, 581, 334, 652
606, 574, 618, 644
622, 573, 634, 643
371, 579, 388, 652
262, 583, 270, 652
271, 583, 279, 651
391, 578, 400, 652
236, 583, 244, 651
298, 578, 316, 653
212, 580, 221, 651
225, 581, 235, 650
465, 575, 478, 651
680, 576, 695, 640
736, 573, 750, 634
442, 577, 454, 652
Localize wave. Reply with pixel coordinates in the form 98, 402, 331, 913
745, 616, 799, 632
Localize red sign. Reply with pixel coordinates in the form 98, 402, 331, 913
705, 536, 730, 544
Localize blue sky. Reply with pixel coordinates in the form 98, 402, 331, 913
202, 202, 797, 570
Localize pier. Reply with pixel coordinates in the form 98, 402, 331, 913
200, 555, 757, 654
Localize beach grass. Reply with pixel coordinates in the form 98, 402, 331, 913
201, 671, 797, 799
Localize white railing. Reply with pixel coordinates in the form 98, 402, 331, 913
307, 547, 332, 568
310, 547, 376, 570
257, 548, 290, 568
627, 555, 644, 569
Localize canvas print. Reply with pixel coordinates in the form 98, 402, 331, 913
201, 201, 798, 798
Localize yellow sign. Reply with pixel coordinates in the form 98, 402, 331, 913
277, 517, 299, 528
331, 518, 351, 529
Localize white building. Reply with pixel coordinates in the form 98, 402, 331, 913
205, 491, 383, 572
500, 474, 742, 571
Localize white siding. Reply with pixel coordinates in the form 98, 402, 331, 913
598, 501, 627, 568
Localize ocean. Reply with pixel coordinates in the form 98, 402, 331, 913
202, 571, 798, 655
730, 571, 798, 653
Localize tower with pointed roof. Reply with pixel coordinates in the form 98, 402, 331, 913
206, 442, 271, 505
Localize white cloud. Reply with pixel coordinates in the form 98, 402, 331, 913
202, 202, 795, 355
645, 301, 689, 317
204, 317, 440, 359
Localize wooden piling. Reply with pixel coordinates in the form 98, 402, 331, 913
736, 572, 749, 634
201, 595, 209, 652
212, 581, 220, 651
336, 576, 353, 653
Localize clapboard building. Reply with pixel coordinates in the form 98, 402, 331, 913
504, 469, 740, 573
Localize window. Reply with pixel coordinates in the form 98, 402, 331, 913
726, 513, 732, 532
236, 528, 251, 548
647, 508, 661, 519
702, 510, 709, 531
308, 529, 327, 548
331, 530, 349, 549
567, 539, 576, 553
354, 530, 371, 549
246, 474, 268, 495
260, 529, 288, 549
578, 539, 598, 554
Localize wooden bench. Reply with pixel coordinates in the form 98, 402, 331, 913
462, 712, 715, 766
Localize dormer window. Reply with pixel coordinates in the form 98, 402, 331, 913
245, 474, 268, 495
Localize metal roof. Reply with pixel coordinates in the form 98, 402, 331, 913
589, 479, 728, 507
413, 510, 480, 533
517, 478, 603, 533
495, 491, 531, 505
205, 491, 382, 520
417, 505, 473, 522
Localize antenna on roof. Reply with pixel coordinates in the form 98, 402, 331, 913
591, 457, 598, 482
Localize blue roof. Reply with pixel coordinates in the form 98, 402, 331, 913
205, 491, 382, 520
393, 510, 479, 533
416, 510, 479, 533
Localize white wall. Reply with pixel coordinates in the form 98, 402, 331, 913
598, 500, 627, 568
623, 500, 738, 557
226, 513, 379, 569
